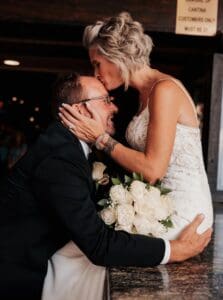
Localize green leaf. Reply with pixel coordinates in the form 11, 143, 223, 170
124, 175, 132, 185
154, 180, 171, 194
160, 187, 172, 195
111, 177, 121, 185
155, 179, 162, 185
132, 172, 138, 180
145, 183, 150, 190
132, 172, 144, 182
97, 199, 108, 207
159, 216, 174, 229
139, 173, 144, 182
132, 172, 143, 181
154, 179, 162, 188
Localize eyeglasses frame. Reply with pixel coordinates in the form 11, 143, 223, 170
75, 95, 114, 105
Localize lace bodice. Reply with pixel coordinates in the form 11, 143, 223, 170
126, 107, 205, 181
125, 80, 213, 239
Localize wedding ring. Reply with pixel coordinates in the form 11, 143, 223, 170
69, 124, 75, 130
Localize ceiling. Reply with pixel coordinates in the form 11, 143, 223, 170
0, 0, 222, 73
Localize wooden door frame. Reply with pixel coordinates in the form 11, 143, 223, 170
208, 53, 223, 202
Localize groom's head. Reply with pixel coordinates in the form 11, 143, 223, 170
52, 72, 118, 135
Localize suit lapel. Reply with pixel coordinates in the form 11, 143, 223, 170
46, 121, 94, 194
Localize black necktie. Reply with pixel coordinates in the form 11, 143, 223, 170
88, 151, 95, 164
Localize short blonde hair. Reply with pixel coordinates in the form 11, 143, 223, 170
83, 12, 153, 89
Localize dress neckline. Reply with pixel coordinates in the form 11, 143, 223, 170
134, 106, 148, 118
176, 123, 200, 132
132, 106, 200, 132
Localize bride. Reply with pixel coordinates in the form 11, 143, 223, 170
60, 12, 213, 239
45, 12, 213, 299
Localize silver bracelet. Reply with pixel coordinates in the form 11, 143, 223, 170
95, 133, 119, 154
103, 136, 119, 155
95, 133, 110, 150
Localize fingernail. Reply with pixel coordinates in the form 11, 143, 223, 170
200, 213, 205, 219
62, 103, 67, 107
58, 113, 62, 117
59, 107, 63, 111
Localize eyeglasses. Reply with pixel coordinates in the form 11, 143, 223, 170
76, 95, 114, 105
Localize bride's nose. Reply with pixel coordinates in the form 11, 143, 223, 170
95, 70, 102, 80
94, 67, 98, 77
95, 73, 101, 81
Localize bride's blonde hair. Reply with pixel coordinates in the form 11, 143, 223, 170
83, 12, 153, 90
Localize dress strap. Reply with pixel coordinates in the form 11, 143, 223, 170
148, 78, 171, 97
147, 77, 197, 116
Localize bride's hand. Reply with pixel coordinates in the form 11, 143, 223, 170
59, 103, 105, 143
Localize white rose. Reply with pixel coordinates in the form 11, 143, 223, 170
130, 180, 146, 201
109, 185, 132, 205
144, 186, 161, 202
155, 206, 170, 220
160, 195, 175, 216
124, 189, 134, 205
115, 224, 133, 233
150, 220, 167, 238
134, 186, 170, 220
142, 190, 174, 221
149, 196, 170, 220
92, 162, 106, 181
116, 204, 135, 226
143, 187, 169, 220
133, 214, 155, 235
100, 207, 116, 225
97, 174, 110, 186
134, 198, 156, 219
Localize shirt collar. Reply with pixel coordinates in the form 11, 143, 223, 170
79, 139, 92, 158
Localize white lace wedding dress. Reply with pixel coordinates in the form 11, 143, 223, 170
41, 241, 106, 300
126, 78, 213, 240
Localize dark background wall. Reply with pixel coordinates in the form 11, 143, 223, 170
0, 0, 223, 172
0, 0, 222, 32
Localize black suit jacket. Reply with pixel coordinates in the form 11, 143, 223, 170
0, 121, 165, 299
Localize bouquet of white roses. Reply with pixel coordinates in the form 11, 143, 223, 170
92, 162, 174, 238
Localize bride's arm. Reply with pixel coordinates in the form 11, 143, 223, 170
59, 81, 181, 183
101, 81, 181, 183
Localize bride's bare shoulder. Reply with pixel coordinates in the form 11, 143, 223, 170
148, 77, 182, 118
150, 77, 182, 101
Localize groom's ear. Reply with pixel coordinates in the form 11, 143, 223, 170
72, 103, 91, 118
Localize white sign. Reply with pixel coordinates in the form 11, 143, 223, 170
176, 0, 219, 36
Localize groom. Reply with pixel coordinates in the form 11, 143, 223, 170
0, 73, 212, 300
